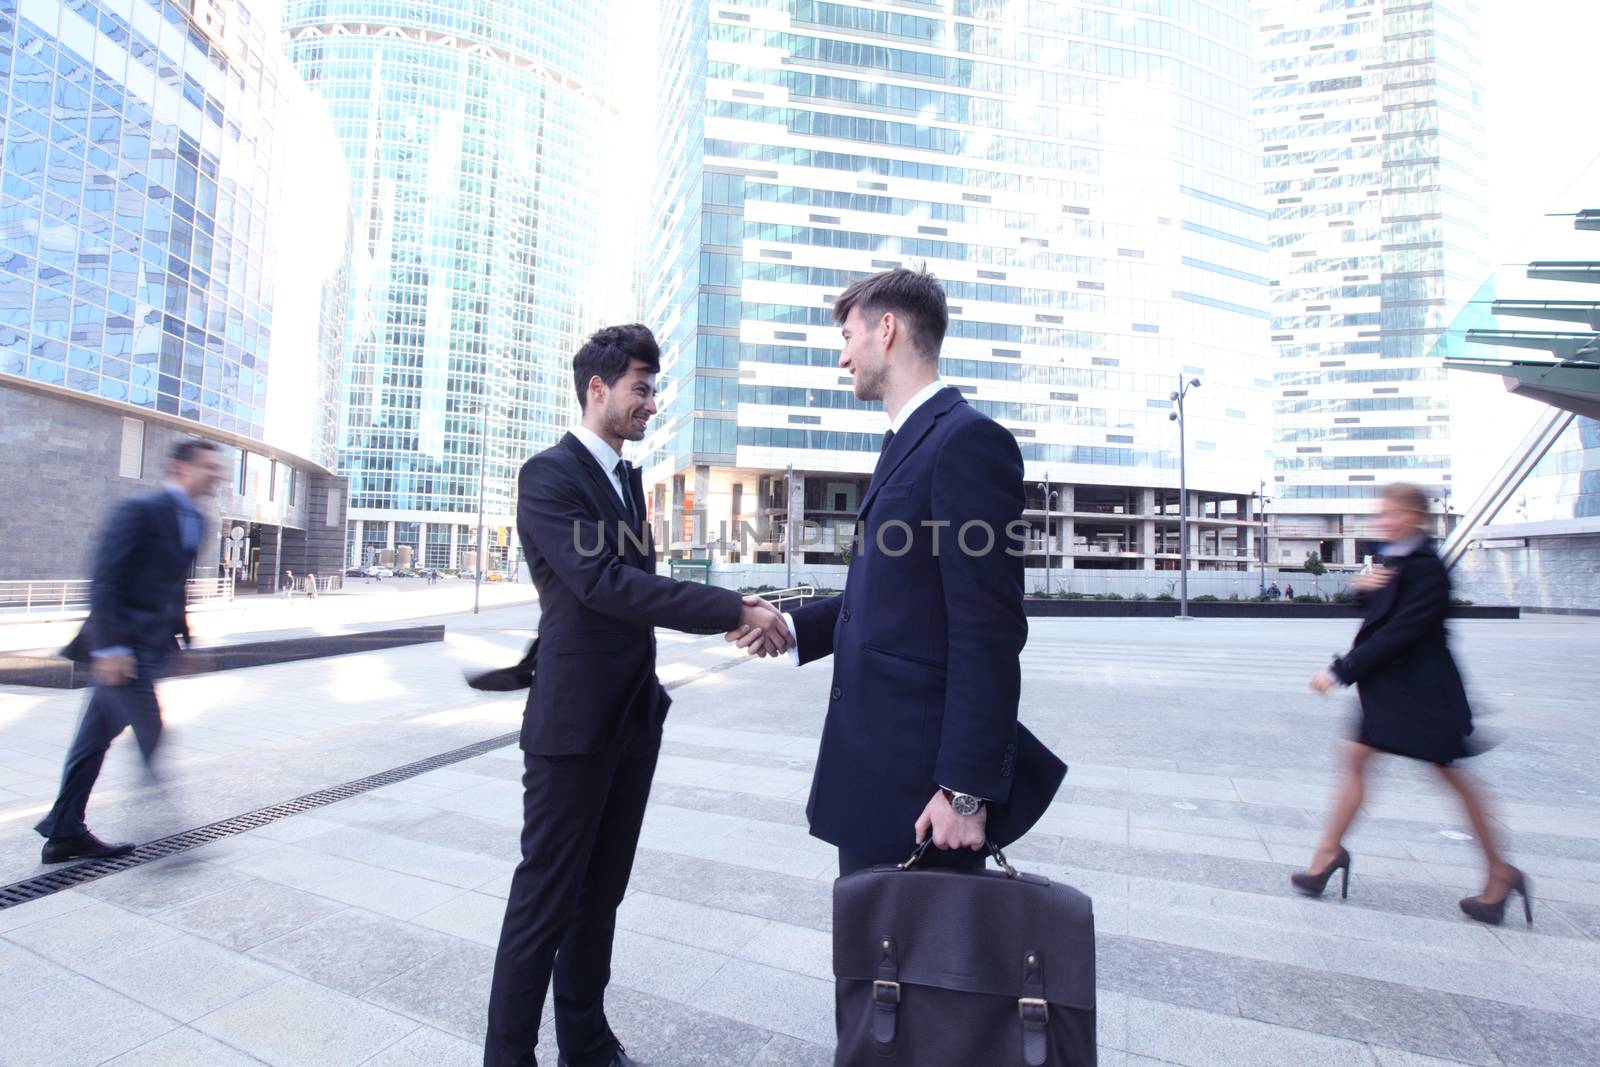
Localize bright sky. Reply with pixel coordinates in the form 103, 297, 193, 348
1451, 0, 1600, 504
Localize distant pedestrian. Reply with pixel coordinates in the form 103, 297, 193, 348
305, 572, 319, 599
1267, 582, 1281, 600
36, 439, 229, 862
282, 569, 294, 599
1295, 482, 1527, 926
1284, 584, 1295, 600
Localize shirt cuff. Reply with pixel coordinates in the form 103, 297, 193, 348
92, 646, 132, 658
781, 612, 800, 666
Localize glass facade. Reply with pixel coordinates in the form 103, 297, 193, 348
1255, 0, 1491, 562
644, 0, 1273, 569
282, 0, 622, 562
0, 0, 346, 463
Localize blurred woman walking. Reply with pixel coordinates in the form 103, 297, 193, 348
1293, 482, 1530, 926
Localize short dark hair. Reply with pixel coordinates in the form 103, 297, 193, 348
169, 438, 220, 465
573, 324, 661, 410
1381, 482, 1429, 515
832, 268, 948, 360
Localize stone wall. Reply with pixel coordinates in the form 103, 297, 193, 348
0, 381, 341, 582
1453, 535, 1600, 614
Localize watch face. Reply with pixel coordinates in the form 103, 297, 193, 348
951, 793, 981, 817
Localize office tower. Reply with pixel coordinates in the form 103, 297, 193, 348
1256, 0, 1490, 566
644, 0, 1273, 580
282, 0, 624, 572
0, 0, 351, 585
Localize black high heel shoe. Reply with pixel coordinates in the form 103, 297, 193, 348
1460, 868, 1532, 927
1290, 847, 1351, 899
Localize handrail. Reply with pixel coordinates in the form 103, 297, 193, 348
759, 585, 817, 611
0, 577, 235, 613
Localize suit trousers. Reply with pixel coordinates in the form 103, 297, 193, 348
484, 718, 662, 1067
36, 650, 166, 840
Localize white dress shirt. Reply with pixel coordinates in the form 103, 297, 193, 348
570, 424, 629, 507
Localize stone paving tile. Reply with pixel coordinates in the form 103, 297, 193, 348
0, 935, 74, 996
357, 1026, 482, 1067
615, 890, 772, 956
75, 853, 256, 914
159, 876, 349, 951
6, 899, 184, 966
100, 1026, 270, 1065
193, 976, 420, 1067
689, 958, 835, 1046
76, 931, 285, 1022
364, 939, 497, 1043
308, 861, 470, 920
627, 848, 834, 931
0, 973, 179, 1067
1450, 994, 1600, 1067
1, 616, 1596, 1066
411, 889, 507, 946
1121, 993, 1377, 1066
248, 908, 458, 996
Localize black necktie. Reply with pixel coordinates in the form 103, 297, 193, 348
613, 460, 638, 527
880, 429, 895, 454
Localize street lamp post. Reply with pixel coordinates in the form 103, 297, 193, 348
473, 395, 489, 615
1169, 376, 1201, 619
1256, 478, 1270, 597
1036, 473, 1058, 595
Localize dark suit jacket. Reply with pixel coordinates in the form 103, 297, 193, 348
64, 491, 197, 663
1331, 541, 1473, 763
789, 387, 1065, 860
515, 432, 743, 755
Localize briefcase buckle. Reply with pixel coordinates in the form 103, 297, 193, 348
873, 980, 901, 1004
1018, 997, 1049, 1024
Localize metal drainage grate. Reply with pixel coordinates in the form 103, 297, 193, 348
0, 730, 522, 910
0, 649, 754, 910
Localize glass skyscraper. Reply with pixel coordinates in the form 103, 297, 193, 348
0, 0, 352, 585
1255, 0, 1490, 566
281, 0, 623, 572
643, 0, 1273, 576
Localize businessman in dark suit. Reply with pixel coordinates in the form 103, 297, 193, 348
729, 269, 1065, 874
484, 325, 792, 1067
36, 437, 228, 863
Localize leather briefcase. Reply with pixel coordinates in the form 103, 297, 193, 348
833, 842, 1095, 1066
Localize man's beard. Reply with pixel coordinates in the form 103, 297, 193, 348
853, 359, 886, 402
606, 403, 647, 442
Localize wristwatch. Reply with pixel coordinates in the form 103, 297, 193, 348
941, 788, 984, 817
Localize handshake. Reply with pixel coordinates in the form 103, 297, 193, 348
723, 595, 794, 658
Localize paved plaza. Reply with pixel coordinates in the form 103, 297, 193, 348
0, 607, 1597, 1066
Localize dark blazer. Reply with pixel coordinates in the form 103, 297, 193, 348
789, 387, 1066, 861
1331, 540, 1473, 764
514, 432, 742, 755
64, 491, 196, 663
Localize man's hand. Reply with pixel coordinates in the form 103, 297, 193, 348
91, 653, 137, 687
1352, 567, 1394, 595
724, 596, 792, 657
1309, 668, 1339, 694
915, 790, 987, 851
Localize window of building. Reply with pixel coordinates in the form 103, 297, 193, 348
118, 417, 144, 479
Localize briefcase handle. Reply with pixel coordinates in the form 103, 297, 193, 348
898, 838, 1018, 879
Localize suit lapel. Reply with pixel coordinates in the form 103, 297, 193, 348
158, 492, 189, 562
856, 387, 964, 521
562, 433, 634, 529
561, 433, 646, 566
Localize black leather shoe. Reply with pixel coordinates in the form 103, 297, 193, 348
557, 1050, 637, 1067
41, 832, 136, 864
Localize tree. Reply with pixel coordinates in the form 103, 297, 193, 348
1303, 552, 1327, 576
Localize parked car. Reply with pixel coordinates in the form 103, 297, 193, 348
364, 566, 394, 578
345, 568, 366, 578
